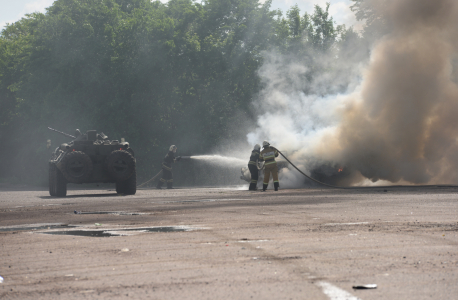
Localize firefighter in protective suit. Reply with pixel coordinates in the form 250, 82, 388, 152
157, 145, 181, 189
248, 144, 261, 190
260, 140, 279, 191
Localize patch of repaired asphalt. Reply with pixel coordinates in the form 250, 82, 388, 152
36, 225, 208, 237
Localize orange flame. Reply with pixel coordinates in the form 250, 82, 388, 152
338, 168, 343, 172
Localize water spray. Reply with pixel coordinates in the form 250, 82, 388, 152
181, 155, 246, 165
137, 155, 246, 188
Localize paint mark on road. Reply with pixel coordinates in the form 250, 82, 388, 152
316, 281, 361, 300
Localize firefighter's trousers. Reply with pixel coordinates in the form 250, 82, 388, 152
248, 164, 258, 190
263, 163, 279, 191
157, 167, 173, 189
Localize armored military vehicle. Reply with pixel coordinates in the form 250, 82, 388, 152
48, 127, 136, 197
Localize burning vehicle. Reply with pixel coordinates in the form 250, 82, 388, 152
48, 127, 136, 197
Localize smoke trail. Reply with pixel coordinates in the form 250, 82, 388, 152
248, 0, 458, 186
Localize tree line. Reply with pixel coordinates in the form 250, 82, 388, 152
0, 0, 373, 186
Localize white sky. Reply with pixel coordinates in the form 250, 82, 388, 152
0, 0, 362, 31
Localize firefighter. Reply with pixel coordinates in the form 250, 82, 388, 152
260, 140, 279, 191
156, 145, 181, 189
248, 144, 261, 190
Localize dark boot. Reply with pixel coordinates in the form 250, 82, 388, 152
274, 182, 279, 191
249, 183, 256, 190
262, 183, 268, 191
167, 182, 173, 189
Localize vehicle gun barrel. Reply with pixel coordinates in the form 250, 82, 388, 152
48, 127, 76, 139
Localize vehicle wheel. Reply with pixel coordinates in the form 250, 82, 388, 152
124, 169, 136, 195
115, 180, 125, 194
60, 151, 93, 183
105, 150, 135, 181
49, 163, 67, 197
55, 167, 67, 197
49, 163, 56, 196
115, 169, 136, 195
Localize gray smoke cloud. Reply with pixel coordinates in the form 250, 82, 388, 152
248, 0, 458, 186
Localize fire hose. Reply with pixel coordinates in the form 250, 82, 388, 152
137, 156, 192, 188
137, 151, 455, 189
138, 152, 352, 189
137, 170, 163, 188
272, 148, 350, 189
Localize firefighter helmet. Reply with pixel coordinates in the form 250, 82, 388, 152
169, 145, 177, 152
253, 144, 261, 151
262, 140, 270, 147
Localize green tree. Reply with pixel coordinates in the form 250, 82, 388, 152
0, 0, 359, 185
350, 0, 389, 42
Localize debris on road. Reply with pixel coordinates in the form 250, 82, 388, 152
352, 284, 377, 289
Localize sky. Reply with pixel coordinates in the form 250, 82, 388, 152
0, 0, 362, 31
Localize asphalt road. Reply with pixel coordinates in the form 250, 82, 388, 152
0, 185, 457, 299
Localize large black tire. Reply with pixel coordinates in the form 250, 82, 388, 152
105, 150, 136, 181
49, 163, 56, 196
115, 180, 124, 194
55, 167, 67, 197
49, 163, 67, 197
116, 169, 137, 195
60, 151, 93, 183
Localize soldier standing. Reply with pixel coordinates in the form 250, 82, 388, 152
260, 140, 279, 191
157, 145, 181, 189
248, 144, 261, 190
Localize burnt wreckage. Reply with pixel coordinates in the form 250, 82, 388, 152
48, 127, 136, 197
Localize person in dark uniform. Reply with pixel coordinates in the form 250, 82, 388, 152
156, 145, 181, 189
248, 144, 261, 190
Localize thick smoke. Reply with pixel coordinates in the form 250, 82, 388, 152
248, 0, 458, 186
